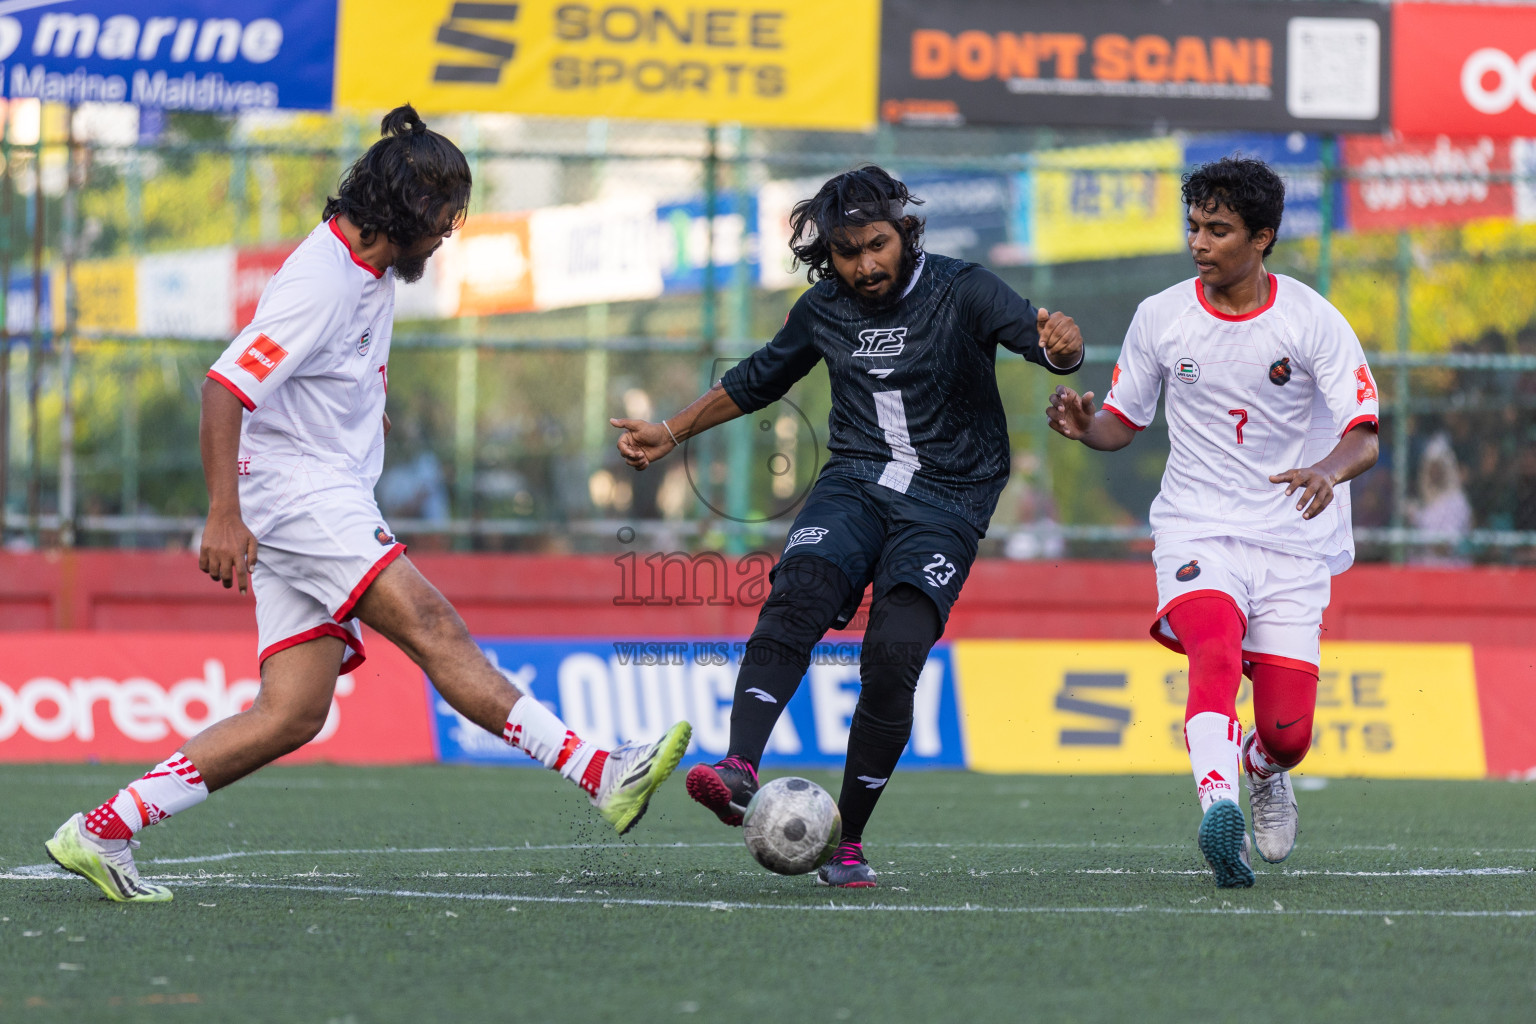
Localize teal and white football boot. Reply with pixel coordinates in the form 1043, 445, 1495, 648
1198, 798, 1256, 888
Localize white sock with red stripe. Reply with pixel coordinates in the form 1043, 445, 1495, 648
1184, 712, 1243, 813
1243, 736, 1285, 781
502, 696, 608, 797
83, 753, 210, 840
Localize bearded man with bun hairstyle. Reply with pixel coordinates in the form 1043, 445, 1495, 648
43, 105, 692, 904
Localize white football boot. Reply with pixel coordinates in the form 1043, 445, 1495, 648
44, 813, 172, 903
591, 721, 691, 835
1242, 732, 1299, 863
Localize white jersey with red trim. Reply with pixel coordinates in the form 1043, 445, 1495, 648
1103, 273, 1379, 574
207, 219, 395, 531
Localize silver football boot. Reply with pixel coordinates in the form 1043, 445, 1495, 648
1242, 732, 1299, 863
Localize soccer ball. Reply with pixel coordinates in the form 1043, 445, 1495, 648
742, 777, 842, 875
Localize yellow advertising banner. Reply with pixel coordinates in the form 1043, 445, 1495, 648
335, 0, 879, 131
953, 641, 1485, 779
64, 258, 137, 334
1031, 137, 1185, 264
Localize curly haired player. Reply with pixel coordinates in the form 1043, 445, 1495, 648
1047, 157, 1380, 887
612, 166, 1084, 887
44, 106, 690, 904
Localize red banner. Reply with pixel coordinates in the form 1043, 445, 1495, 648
0, 632, 432, 765
234, 243, 300, 332
1394, 2, 1536, 138
1342, 133, 1513, 230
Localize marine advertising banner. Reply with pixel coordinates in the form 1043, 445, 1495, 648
429, 639, 967, 770
0, 1, 338, 111
336, 0, 879, 131
880, 0, 1389, 132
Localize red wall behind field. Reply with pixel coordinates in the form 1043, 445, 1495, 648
0, 551, 1520, 643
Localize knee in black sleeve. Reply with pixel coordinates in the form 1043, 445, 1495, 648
747, 554, 855, 657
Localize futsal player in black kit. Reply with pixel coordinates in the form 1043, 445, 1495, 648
611, 167, 1084, 887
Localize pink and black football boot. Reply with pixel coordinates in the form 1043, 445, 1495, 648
817, 840, 877, 888
684, 755, 758, 826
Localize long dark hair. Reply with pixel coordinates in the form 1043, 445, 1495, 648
323, 104, 472, 249
788, 166, 925, 283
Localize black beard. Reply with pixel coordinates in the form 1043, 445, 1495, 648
394, 252, 429, 283
845, 248, 918, 314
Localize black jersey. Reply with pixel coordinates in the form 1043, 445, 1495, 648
721, 253, 1080, 532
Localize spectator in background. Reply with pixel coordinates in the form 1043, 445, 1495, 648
1407, 431, 1471, 566
1001, 452, 1066, 560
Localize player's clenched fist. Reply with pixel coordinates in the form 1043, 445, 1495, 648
611, 417, 677, 471
1046, 384, 1097, 440
1036, 307, 1083, 367
199, 509, 259, 594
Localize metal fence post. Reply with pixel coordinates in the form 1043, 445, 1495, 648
1317, 135, 1335, 298
723, 125, 752, 551
1390, 231, 1412, 564
58, 105, 78, 547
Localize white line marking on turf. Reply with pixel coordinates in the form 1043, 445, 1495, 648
153, 881, 1536, 918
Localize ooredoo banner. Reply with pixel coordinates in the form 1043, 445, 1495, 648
880, 0, 1390, 132
1342, 134, 1513, 231
0, 632, 432, 764
0, 1, 337, 111
336, 0, 879, 131
1393, 2, 1536, 138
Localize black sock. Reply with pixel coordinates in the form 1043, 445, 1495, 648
728, 556, 854, 768
837, 585, 942, 844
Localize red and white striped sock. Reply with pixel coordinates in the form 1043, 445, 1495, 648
83, 752, 210, 840
1243, 735, 1284, 781
502, 697, 608, 796
1185, 712, 1243, 813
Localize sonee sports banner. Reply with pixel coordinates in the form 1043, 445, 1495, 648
879, 0, 1390, 132
336, 0, 879, 131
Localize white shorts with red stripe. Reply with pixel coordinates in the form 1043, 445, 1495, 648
1150, 534, 1329, 674
251, 489, 405, 676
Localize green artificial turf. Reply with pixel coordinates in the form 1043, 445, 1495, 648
2, 765, 1532, 1023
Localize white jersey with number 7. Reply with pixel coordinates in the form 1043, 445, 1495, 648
1103, 274, 1379, 574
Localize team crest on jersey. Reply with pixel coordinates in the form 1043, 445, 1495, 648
374, 526, 395, 546
1268, 357, 1292, 386
1176, 559, 1201, 581
357, 329, 372, 356
1355, 364, 1377, 404
852, 327, 907, 359
786, 527, 829, 550
1174, 358, 1200, 383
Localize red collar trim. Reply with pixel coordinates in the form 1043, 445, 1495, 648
329, 218, 384, 279
1196, 274, 1276, 322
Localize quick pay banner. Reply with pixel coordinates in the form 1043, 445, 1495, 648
336, 0, 878, 131
429, 639, 967, 768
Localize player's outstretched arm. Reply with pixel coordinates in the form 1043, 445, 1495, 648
611, 383, 746, 471
1270, 422, 1380, 520
198, 379, 259, 594
1046, 385, 1136, 451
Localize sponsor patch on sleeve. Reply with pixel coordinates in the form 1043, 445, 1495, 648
1354, 364, 1377, 404
236, 333, 289, 382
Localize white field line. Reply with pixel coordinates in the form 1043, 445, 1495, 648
90, 879, 1536, 917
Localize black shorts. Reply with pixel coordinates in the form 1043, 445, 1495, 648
772, 474, 982, 630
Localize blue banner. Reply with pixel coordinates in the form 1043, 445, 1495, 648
0, 2, 337, 111
428, 638, 968, 770
656, 195, 758, 294
1183, 133, 1347, 239
901, 172, 1015, 265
